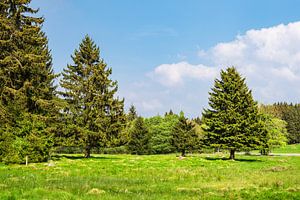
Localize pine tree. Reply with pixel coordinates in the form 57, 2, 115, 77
118, 104, 138, 146
202, 67, 266, 160
127, 104, 138, 122
0, 0, 59, 163
171, 112, 199, 157
60, 35, 125, 158
127, 117, 150, 155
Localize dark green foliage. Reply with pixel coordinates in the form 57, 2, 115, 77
118, 104, 138, 146
193, 117, 202, 125
171, 112, 200, 156
127, 104, 138, 122
282, 105, 300, 144
164, 109, 174, 116
127, 117, 150, 154
60, 35, 125, 158
0, 0, 58, 163
202, 67, 266, 159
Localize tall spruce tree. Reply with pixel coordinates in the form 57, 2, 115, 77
127, 117, 150, 155
202, 67, 266, 159
0, 0, 58, 163
60, 35, 125, 158
171, 112, 199, 157
118, 104, 138, 146
127, 104, 138, 122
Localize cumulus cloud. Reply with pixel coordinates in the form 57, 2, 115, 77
208, 21, 300, 103
125, 21, 300, 117
151, 61, 218, 87
152, 21, 300, 105
210, 22, 300, 77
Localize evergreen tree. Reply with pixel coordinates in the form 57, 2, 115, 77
193, 117, 202, 125
283, 105, 300, 144
202, 67, 266, 159
164, 109, 174, 116
60, 35, 125, 158
127, 117, 150, 155
0, 0, 58, 163
171, 112, 199, 157
127, 104, 138, 122
118, 104, 138, 146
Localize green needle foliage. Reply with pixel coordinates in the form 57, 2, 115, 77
127, 117, 150, 155
60, 35, 125, 158
0, 0, 59, 163
202, 67, 266, 159
118, 104, 138, 146
127, 104, 138, 122
171, 112, 200, 157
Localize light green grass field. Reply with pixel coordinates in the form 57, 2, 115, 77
272, 144, 300, 154
0, 148, 300, 199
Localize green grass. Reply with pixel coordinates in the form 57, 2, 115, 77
0, 153, 300, 199
272, 144, 300, 153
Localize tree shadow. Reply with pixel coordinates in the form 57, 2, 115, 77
204, 157, 262, 162
51, 154, 121, 161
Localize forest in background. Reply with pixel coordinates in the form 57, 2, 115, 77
1, 0, 300, 164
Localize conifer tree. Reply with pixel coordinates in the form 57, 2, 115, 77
202, 67, 266, 159
127, 104, 138, 122
60, 35, 125, 158
127, 117, 150, 155
0, 0, 58, 163
171, 112, 199, 157
118, 104, 138, 146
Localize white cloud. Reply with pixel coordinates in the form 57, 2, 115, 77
129, 21, 300, 117
210, 22, 300, 78
152, 21, 300, 104
151, 61, 218, 87
206, 21, 300, 103
271, 67, 299, 81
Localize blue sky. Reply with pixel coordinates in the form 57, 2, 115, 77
31, 0, 300, 117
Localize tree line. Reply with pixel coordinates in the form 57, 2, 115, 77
0, 0, 299, 163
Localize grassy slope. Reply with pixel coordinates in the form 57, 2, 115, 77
0, 152, 299, 200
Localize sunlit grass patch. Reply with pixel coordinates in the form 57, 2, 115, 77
0, 152, 299, 199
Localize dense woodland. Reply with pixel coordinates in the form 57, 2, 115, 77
0, 0, 299, 164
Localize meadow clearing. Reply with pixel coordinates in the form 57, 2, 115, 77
0, 145, 299, 200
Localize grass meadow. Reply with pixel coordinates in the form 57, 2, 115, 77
0, 145, 300, 200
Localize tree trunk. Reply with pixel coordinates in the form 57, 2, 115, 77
260, 149, 269, 156
181, 149, 186, 157
85, 146, 91, 158
229, 149, 235, 160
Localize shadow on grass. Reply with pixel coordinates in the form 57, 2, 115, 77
51, 154, 121, 161
205, 157, 262, 162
